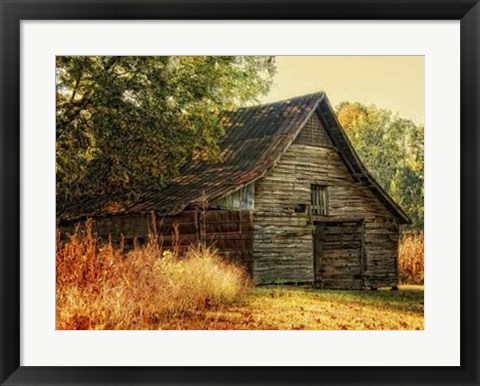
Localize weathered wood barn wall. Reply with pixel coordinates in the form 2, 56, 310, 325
252, 113, 399, 288
58, 92, 410, 290
60, 210, 255, 275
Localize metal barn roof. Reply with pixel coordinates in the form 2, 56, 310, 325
58, 92, 410, 224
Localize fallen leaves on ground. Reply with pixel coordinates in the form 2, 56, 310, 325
158, 285, 424, 330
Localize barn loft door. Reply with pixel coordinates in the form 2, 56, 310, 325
314, 220, 364, 290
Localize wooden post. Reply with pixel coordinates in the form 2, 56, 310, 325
194, 210, 200, 244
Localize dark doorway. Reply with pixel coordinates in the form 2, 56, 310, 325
314, 220, 365, 289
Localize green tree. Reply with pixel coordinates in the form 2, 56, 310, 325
56, 56, 275, 210
336, 102, 424, 230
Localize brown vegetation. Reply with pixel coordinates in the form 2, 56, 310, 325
56, 219, 250, 330
56, 220, 424, 330
398, 232, 424, 285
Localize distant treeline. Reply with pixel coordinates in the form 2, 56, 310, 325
336, 102, 424, 231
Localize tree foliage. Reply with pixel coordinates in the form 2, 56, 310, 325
336, 102, 424, 230
56, 56, 275, 209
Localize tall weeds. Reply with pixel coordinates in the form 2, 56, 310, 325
398, 232, 424, 285
56, 220, 250, 330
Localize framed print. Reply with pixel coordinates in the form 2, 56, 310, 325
1, 0, 479, 385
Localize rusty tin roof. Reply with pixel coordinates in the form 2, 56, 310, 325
58, 92, 410, 224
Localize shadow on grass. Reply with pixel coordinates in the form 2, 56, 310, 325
257, 285, 424, 315
328, 287, 424, 314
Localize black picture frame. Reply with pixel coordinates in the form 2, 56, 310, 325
1, 1, 479, 385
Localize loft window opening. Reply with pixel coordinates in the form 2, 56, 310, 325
311, 185, 328, 215
295, 114, 334, 147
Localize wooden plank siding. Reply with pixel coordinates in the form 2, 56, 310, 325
253, 142, 399, 288
60, 209, 254, 275
213, 184, 255, 210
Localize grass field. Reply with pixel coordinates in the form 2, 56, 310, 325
159, 285, 424, 330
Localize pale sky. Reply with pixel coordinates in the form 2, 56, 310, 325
261, 56, 424, 125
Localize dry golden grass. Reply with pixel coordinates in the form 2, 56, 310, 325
398, 232, 424, 285
57, 220, 424, 330
156, 285, 424, 330
56, 220, 250, 330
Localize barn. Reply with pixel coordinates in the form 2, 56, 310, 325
59, 92, 411, 290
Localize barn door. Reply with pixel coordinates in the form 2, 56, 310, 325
314, 221, 364, 289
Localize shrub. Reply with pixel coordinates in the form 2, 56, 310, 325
56, 220, 250, 330
398, 232, 424, 285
